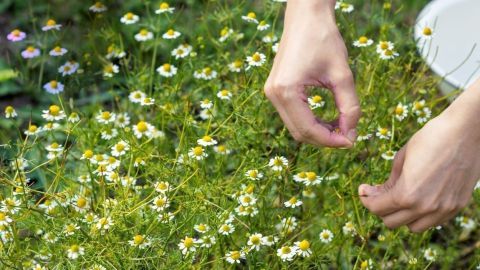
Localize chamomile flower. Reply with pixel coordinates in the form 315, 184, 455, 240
272, 42, 279, 53
162, 29, 181, 39
357, 133, 373, 141
245, 169, 263, 180
200, 99, 213, 109
238, 194, 257, 206
376, 41, 395, 53
129, 90, 146, 103
376, 127, 391, 140
194, 67, 217, 80
103, 63, 119, 77
241, 12, 258, 24
49, 46, 68, 56
319, 229, 334, 243
23, 124, 38, 136
284, 197, 303, 208
133, 121, 154, 139
111, 140, 129, 157
416, 107, 432, 124
63, 223, 80, 236
171, 44, 191, 59
7, 29, 26, 42
225, 250, 245, 264
134, 29, 153, 42
379, 49, 399, 60
178, 236, 198, 255
420, 26, 434, 40
42, 19, 62, 31
295, 240, 312, 257
277, 245, 297, 262
58, 61, 79, 76
155, 2, 175, 14
45, 142, 64, 153
423, 248, 437, 262
96, 111, 116, 124
308, 95, 325, 109
456, 216, 476, 231
342, 221, 357, 236
197, 135, 217, 146
381, 150, 396, 161
247, 233, 264, 251
246, 52, 266, 67
140, 97, 155, 106
228, 60, 243, 72
217, 89, 232, 100
394, 103, 408, 121
89, 2, 107, 13
269, 156, 288, 171
262, 235, 279, 246
257, 20, 270, 31
42, 105, 66, 121
218, 223, 235, 235
5, 106, 17, 118
43, 80, 64, 94
353, 36, 374, 47
151, 195, 169, 212
71, 196, 89, 213
120, 12, 139, 24
129, 234, 151, 249
154, 181, 170, 193
262, 33, 278, 43
67, 245, 84, 260
156, 63, 177, 77
21, 46, 40, 58
360, 259, 374, 270
219, 27, 234, 42
188, 146, 208, 160
0, 212, 13, 226
194, 223, 210, 234
116, 113, 130, 127
335, 2, 354, 13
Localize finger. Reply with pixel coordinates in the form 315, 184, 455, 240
358, 184, 403, 216
282, 87, 354, 147
381, 209, 419, 229
407, 208, 459, 233
376, 146, 407, 193
329, 69, 361, 142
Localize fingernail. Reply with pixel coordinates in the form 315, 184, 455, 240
347, 129, 357, 143
358, 184, 378, 196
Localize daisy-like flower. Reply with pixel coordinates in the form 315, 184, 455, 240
247, 233, 263, 251
376, 127, 391, 140
45, 142, 64, 153
7, 29, 26, 42
295, 240, 312, 257
284, 196, 303, 208
420, 26, 434, 40
319, 229, 334, 243
89, 2, 107, 13
194, 67, 217, 80
156, 63, 177, 77
357, 133, 373, 141
200, 99, 213, 109
171, 44, 191, 59
416, 107, 432, 124
103, 63, 119, 77
342, 221, 357, 236
151, 195, 169, 212
225, 250, 245, 264
111, 140, 129, 157
155, 2, 175, 14
63, 223, 80, 236
197, 135, 217, 146
5, 106, 17, 118
272, 42, 279, 53
49, 46, 68, 56
105, 45, 126, 59
269, 156, 288, 171
262, 33, 278, 43
214, 145, 231, 155
67, 244, 84, 260
120, 12, 139, 24
162, 29, 181, 39
360, 259, 374, 270
353, 36, 374, 47
217, 89, 232, 100
257, 20, 270, 31
245, 169, 263, 180
24, 124, 40, 136
456, 216, 476, 231
218, 223, 235, 235
246, 52, 266, 67
0, 211, 13, 226
129, 90, 146, 104
140, 97, 155, 106
228, 60, 243, 72
42, 122, 61, 132
188, 146, 208, 160
101, 128, 118, 140
238, 193, 257, 206
194, 223, 210, 234
219, 27, 234, 42
129, 234, 151, 249
42, 19, 62, 31
262, 235, 279, 247
379, 49, 399, 60
154, 181, 170, 193
115, 112, 130, 127
44, 80, 64, 94
241, 12, 258, 24
335, 1, 355, 13
423, 247, 437, 262
308, 95, 325, 109
96, 111, 116, 124
277, 245, 298, 262
134, 29, 153, 42
178, 236, 198, 255
58, 61, 79, 76
394, 103, 408, 121
376, 41, 395, 53
42, 105, 66, 121
381, 150, 396, 161
71, 196, 89, 213
21, 46, 40, 59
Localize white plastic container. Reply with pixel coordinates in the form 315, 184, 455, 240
414, 0, 480, 95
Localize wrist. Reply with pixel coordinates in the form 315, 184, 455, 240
287, 0, 336, 14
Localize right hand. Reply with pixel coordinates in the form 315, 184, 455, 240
264, 0, 360, 147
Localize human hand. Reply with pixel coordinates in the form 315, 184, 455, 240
264, 0, 360, 147
359, 81, 480, 232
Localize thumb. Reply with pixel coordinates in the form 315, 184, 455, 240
375, 146, 408, 193
358, 182, 401, 216
330, 69, 361, 143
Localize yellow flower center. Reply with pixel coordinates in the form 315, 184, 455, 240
26, 46, 35, 52
70, 245, 79, 252
249, 170, 258, 178
50, 142, 59, 149
101, 111, 111, 120
250, 235, 261, 245
203, 67, 212, 75
379, 128, 388, 135
163, 63, 171, 71
395, 106, 404, 115
273, 158, 283, 166
125, 12, 134, 20
160, 2, 169, 9
167, 29, 175, 36
312, 95, 323, 103
49, 105, 60, 115
202, 135, 212, 142
115, 144, 125, 151
54, 46, 62, 52
252, 53, 261, 62
384, 50, 393, 56
247, 12, 256, 19
281, 246, 291, 254
197, 224, 206, 231
140, 29, 149, 36
83, 150, 93, 158
220, 27, 229, 36
46, 19, 56, 26
423, 27, 432, 36
221, 224, 230, 231
50, 80, 58, 89
358, 36, 368, 44
298, 240, 310, 250
95, 2, 104, 8
0, 213, 5, 221
306, 172, 317, 181
104, 64, 114, 73
77, 197, 87, 208
230, 251, 241, 260
288, 197, 297, 204
12, 29, 21, 36
380, 42, 389, 50
233, 60, 242, 68
183, 237, 194, 248
192, 146, 204, 156
155, 197, 166, 207
361, 261, 369, 270
133, 235, 144, 245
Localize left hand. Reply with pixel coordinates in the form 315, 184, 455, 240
358, 106, 480, 232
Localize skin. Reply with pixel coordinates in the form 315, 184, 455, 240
265, 0, 480, 232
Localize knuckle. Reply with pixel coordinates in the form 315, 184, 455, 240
394, 194, 415, 208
